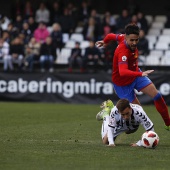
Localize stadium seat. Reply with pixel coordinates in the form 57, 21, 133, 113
112, 14, 119, 20
161, 55, 170, 66
145, 15, 153, 26
157, 35, 170, 43
155, 42, 169, 50
164, 50, 170, 56
47, 26, 53, 34
147, 28, 161, 36
62, 33, 70, 43
148, 42, 155, 50
70, 33, 84, 42
56, 48, 71, 64
145, 55, 161, 66
149, 50, 164, 56
74, 26, 83, 33
138, 55, 146, 66
162, 28, 170, 35
65, 40, 76, 48
80, 40, 90, 49
151, 22, 164, 29
154, 15, 167, 23
146, 35, 157, 43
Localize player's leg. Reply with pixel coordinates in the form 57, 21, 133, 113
141, 83, 170, 127
96, 100, 114, 144
98, 110, 110, 144
101, 119, 109, 144
96, 100, 114, 120
113, 83, 136, 103
136, 77, 170, 128
131, 97, 141, 105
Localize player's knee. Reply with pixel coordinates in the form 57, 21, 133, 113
153, 92, 162, 101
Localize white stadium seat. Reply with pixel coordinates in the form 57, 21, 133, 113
164, 50, 170, 56
65, 40, 75, 48
74, 26, 83, 33
47, 26, 53, 34
161, 56, 170, 66
112, 14, 119, 20
148, 42, 155, 50
149, 50, 164, 56
138, 55, 146, 66
70, 33, 84, 42
154, 15, 167, 23
56, 48, 71, 64
146, 35, 157, 43
145, 15, 153, 26
147, 28, 161, 36
80, 40, 90, 49
155, 42, 169, 50
162, 28, 170, 35
62, 33, 70, 43
145, 55, 161, 66
157, 35, 170, 43
151, 22, 164, 29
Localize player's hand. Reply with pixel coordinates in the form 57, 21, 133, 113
130, 143, 139, 147
95, 41, 105, 48
142, 70, 154, 77
107, 144, 116, 147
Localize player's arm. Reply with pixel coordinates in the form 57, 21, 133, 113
131, 108, 154, 147
119, 64, 154, 77
142, 70, 154, 76
118, 58, 154, 77
119, 63, 143, 77
107, 109, 117, 147
107, 126, 116, 147
95, 33, 123, 48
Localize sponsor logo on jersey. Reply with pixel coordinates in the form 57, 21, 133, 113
145, 121, 151, 128
132, 52, 138, 59
134, 54, 138, 58
122, 56, 127, 61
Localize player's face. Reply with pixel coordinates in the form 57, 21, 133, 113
120, 107, 132, 120
125, 34, 139, 51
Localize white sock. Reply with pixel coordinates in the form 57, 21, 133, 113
101, 115, 110, 138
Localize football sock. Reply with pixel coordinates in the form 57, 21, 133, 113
153, 93, 170, 126
102, 115, 110, 136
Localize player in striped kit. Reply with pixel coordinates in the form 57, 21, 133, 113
96, 99, 154, 147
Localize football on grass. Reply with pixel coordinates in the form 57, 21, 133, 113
141, 131, 159, 149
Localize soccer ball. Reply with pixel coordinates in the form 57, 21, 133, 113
141, 131, 159, 149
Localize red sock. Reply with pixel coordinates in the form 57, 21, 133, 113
154, 96, 170, 126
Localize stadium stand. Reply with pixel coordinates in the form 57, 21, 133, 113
0, 0, 170, 72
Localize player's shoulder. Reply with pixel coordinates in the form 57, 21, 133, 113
130, 103, 144, 111
117, 33, 125, 39
116, 41, 129, 53
110, 106, 119, 117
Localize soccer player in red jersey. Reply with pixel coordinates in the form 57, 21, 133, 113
95, 23, 170, 130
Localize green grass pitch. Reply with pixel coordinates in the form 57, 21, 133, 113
0, 102, 170, 170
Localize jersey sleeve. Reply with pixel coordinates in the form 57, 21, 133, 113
118, 52, 143, 77
107, 107, 117, 145
103, 33, 124, 44
137, 108, 154, 131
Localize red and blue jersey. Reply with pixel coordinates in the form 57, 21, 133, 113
104, 33, 142, 86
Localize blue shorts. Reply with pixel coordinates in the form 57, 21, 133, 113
113, 76, 152, 102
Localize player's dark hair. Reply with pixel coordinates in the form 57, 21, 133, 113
116, 99, 130, 113
125, 23, 139, 35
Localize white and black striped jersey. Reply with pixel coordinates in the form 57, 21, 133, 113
107, 104, 154, 145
